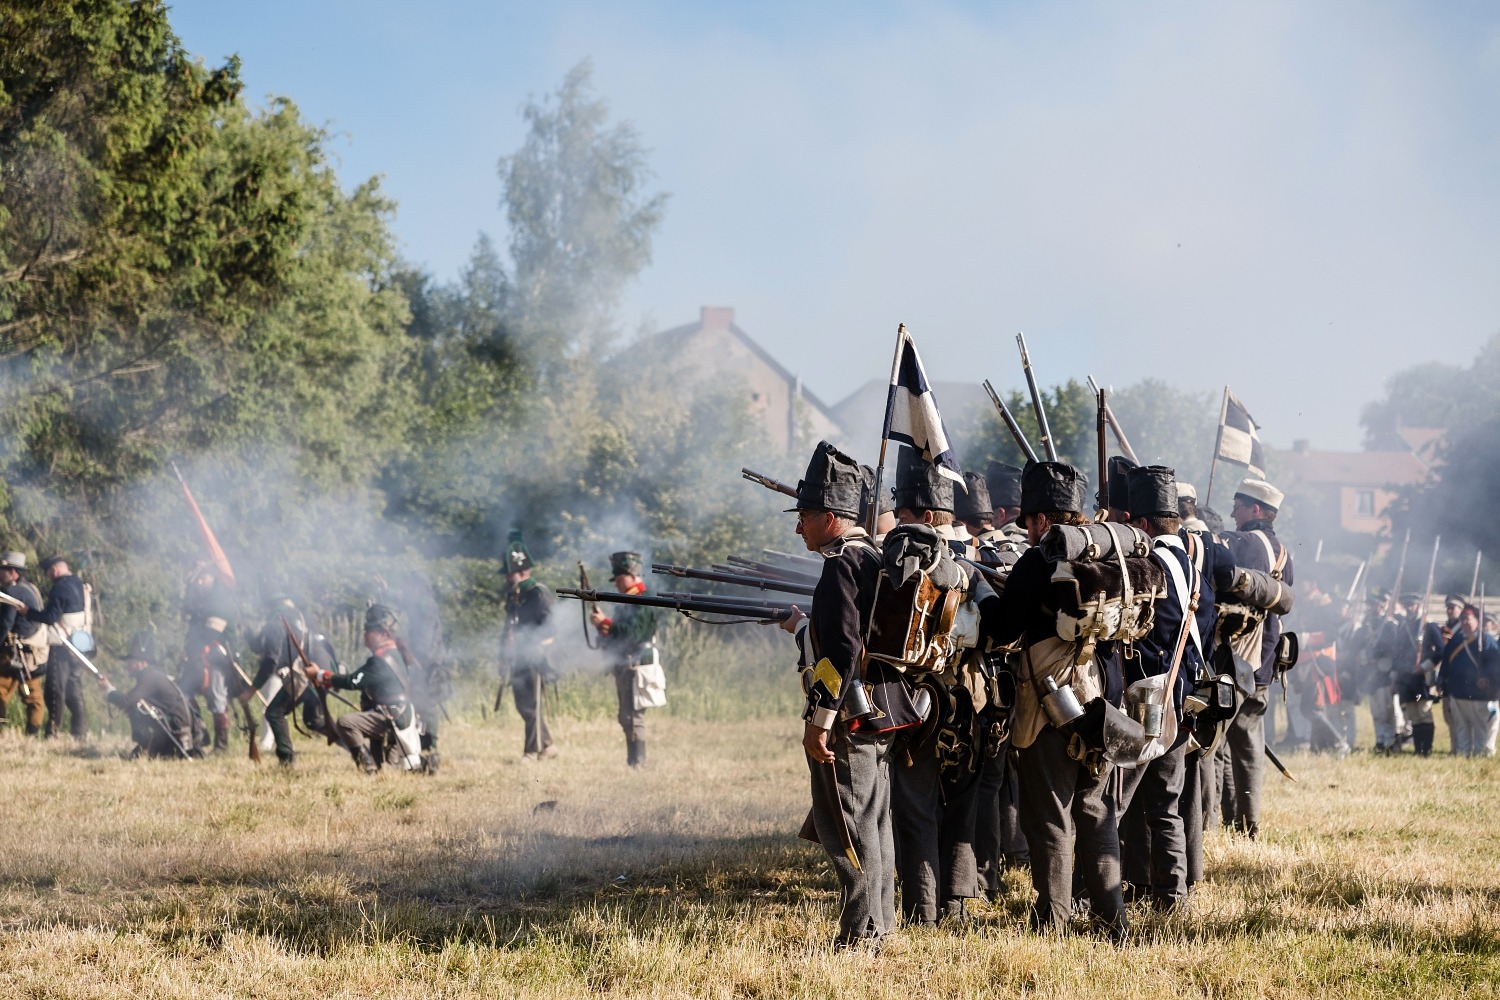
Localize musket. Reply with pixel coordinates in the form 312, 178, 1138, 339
59, 635, 105, 680
1264, 745, 1296, 782
658, 591, 805, 611
651, 563, 816, 597
1085, 376, 1139, 464
1095, 384, 1108, 517
138, 700, 196, 761
1385, 529, 1412, 619
171, 462, 237, 590
557, 588, 795, 623
1413, 535, 1441, 670
1345, 560, 1367, 603
1016, 333, 1058, 462
282, 617, 341, 745
1470, 551, 1483, 605
224, 653, 266, 763
982, 380, 1039, 464
722, 557, 820, 586
578, 561, 600, 650
742, 468, 799, 500
762, 548, 823, 569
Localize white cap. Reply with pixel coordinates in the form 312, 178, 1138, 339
1234, 477, 1284, 511
1176, 483, 1198, 502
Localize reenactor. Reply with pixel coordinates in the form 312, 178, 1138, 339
0, 552, 47, 734
589, 551, 661, 767
31, 555, 90, 739
886, 447, 999, 925
96, 630, 195, 759
791, 441, 920, 950
499, 530, 558, 761
1218, 479, 1294, 837
1436, 604, 1499, 756
953, 471, 994, 562
304, 604, 421, 773
373, 571, 451, 772
178, 612, 239, 753
1378, 591, 1443, 756
991, 461, 1128, 941
1359, 590, 1405, 752
247, 595, 333, 766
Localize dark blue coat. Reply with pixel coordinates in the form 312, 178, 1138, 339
1439, 630, 1500, 701
1221, 522, 1293, 685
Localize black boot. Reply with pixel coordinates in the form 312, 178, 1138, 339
212, 713, 231, 754
626, 739, 638, 767
1414, 722, 1435, 757
633, 740, 646, 768
353, 745, 378, 774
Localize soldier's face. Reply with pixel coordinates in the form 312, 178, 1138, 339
795, 510, 837, 550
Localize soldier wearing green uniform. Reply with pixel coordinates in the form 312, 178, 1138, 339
305, 604, 419, 773
590, 551, 660, 767
499, 530, 557, 761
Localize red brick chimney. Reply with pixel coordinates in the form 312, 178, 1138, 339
699, 306, 734, 331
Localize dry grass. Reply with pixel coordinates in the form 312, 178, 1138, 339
3, 689, 1500, 999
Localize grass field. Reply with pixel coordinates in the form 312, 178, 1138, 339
3, 677, 1500, 999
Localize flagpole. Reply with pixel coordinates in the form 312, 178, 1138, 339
1470, 550, 1483, 605
867, 324, 908, 536
1204, 385, 1230, 510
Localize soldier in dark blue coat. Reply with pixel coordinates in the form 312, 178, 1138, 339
793, 441, 921, 950
1436, 605, 1499, 756
499, 531, 558, 762
305, 604, 418, 773
1218, 479, 1293, 838
0, 552, 47, 734
31, 555, 90, 739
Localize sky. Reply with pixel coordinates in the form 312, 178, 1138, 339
170, 0, 1500, 450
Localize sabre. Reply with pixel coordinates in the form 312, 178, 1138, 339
982, 380, 1038, 463
138, 700, 196, 761
1016, 333, 1057, 462
1264, 745, 1297, 782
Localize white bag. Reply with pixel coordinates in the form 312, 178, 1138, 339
633, 647, 667, 710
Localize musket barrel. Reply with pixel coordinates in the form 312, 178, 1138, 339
983, 379, 1039, 464
557, 588, 792, 621
741, 468, 800, 499
651, 563, 816, 596
1016, 333, 1058, 462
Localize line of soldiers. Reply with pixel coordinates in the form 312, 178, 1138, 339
780, 439, 1297, 948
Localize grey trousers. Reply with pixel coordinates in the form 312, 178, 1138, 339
511, 669, 551, 755
1197, 741, 1218, 840
1181, 745, 1206, 888
1222, 685, 1269, 836
1448, 698, 1499, 756
334, 708, 393, 752
1116, 742, 1188, 904
890, 730, 942, 925
974, 748, 1028, 900
612, 664, 646, 742
1367, 682, 1403, 747
808, 729, 896, 944
1015, 725, 1125, 933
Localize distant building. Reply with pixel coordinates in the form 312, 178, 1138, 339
648, 307, 842, 454
1279, 434, 1438, 537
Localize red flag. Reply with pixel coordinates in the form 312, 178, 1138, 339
171, 463, 237, 590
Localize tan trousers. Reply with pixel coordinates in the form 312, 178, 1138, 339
0, 672, 46, 730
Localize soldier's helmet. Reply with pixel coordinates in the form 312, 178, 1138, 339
788, 440, 864, 519
610, 552, 643, 578
364, 603, 399, 633
505, 529, 535, 574
126, 629, 156, 664
891, 446, 955, 514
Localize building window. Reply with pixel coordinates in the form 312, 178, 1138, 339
1356, 490, 1375, 516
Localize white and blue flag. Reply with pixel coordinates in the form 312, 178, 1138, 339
882, 327, 965, 487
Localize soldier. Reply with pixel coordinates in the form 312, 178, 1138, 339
792, 440, 920, 950
954, 471, 994, 562
1116, 466, 1205, 910
1358, 590, 1404, 753
0, 553, 47, 734
96, 630, 195, 759
178, 613, 240, 753
31, 555, 90, 739
887, 446, 999, 925
304, 604, 421, 773
247, 595, 333, 767
1218, 479, 1294, 837
373, 571, 450, 773
1379, 592, 1443, 756
499, 530, 557, 762
992, 461, 1128, 941
1104, 456, 1137, 522
589, 551, 660, 767
1437, 604, 1499, 756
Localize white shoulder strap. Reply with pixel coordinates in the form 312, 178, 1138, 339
1152, 538, 1202, 657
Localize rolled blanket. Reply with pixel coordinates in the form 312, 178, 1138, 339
1039, 521, 1151, 564
1224, 567, 1294, 614
881, 524, 966, 591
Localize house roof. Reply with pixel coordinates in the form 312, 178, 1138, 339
649, 309, 841, 427
1279, 448, 1431, 488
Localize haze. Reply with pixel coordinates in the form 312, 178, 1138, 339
171, 0, 1500, 450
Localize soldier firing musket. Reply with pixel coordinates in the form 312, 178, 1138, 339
651, 563, 815, 597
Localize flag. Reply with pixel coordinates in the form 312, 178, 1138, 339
882, 326, 964, 486
1216, 388, 1265, 478
172, 463, 238, 590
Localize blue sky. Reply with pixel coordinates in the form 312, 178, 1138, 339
170, 0, 1500, 450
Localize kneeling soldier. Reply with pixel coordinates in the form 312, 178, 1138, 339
97, 630, 195, 759
305, 604, 420, 773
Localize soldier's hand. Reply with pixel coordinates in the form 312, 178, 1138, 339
774, 606, 806, 634
803, 721, 835, 764
588, 608, 607, 627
